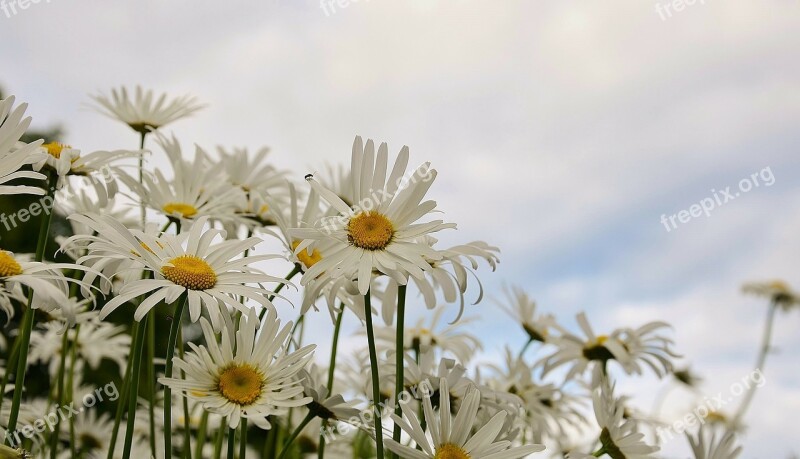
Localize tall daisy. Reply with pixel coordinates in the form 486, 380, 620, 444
0, 95, 46, 196
295, 136, 455, 295
385, 377, 545, 459
69, 215, 288, 328
159, 307, 315, 429
588, 378, 659, 458
89, 85, 205, 133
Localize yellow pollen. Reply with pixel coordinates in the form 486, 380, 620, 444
0, 251, 23, 277
162, 202, 198, 218
162, 255, 217, 290
258, 203, 269, 214
217, 364, 264, 406
42, 142, 71, 159
190, 390, 207, 397
596, 335, 609, 345
291, 240, 322, 268
768, 280, 789, 291
347, 212, 394, 251
434, 443, 471, 459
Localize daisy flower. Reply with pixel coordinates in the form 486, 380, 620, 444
590, 378, 659, 458
0, 95, 46, 196
0, 249, 96, 321
298, 365, 361, 421
743, 280, 800, 311
70, 215, 287, 328
33, 141, 142, 189
497, 284, 557, 344
385, 377, 545, 459
686, 428, 742, 459
119, 134, 246, 223
159, 307, 316, 429
29, 320, 130, 376
89, 85, 205, 133
296, 136, 455, 295
213, 145, 286, 193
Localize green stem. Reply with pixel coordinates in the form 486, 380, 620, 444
592, 447, 606, 457
318, 306, 345, 459
258, 265, 301, 321
147, 314, 157, 457
392, 285, 407, 454
179, 327, 192, 459
733, 300, 778, 425
164, 295, 188, 459
138, 130, 147, 228
227, 427, 236, 459
194, 411, 209, 459
517, 338, 534, 361
49, 330, 70, 458
239, 419, 248, 459
123, 319, 148, 458
363, 290, 385, 459
277, 412, 314, 459
68, 324, 80, 458
6, 170, 56, 439
108, 321, 136, 458
213, 417, 226, 459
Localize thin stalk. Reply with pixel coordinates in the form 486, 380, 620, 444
733, 300, 778, 425
213, 417, 226, 459
277, 412, 314, 459
179, 327, 192, 458
392, 285, 407, 453
318, 306, 345, 459
68, 325, 80, 458
517, 338, 534, 361
239, 419, 248, 459
107, 319, 136, 458
227, 427, 236, 459
6, 171, 56, 438
194, 411, 209, 459
258, 265, 301, 320
138, 130, 147, 228
49, 330, 70, 458
147, 314, 157, 457
123, 319, 148, 458
363, 290, 385, 459
164, 295, 189, 459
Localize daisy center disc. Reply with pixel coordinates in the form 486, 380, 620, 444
163, 202, 198, 218
162, 255, 217, 290
347, 212, 394, 250
217, 364, 264, 406
434, 443, 471, 459
42, 141, 71, 159
0, 251, 23, 277
291, 240, 322, 268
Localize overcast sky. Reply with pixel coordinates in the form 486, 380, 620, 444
2, 0, 799, 456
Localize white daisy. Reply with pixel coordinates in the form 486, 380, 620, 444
69, 215, 288, 328
385, 377, 545, 459
497, 285, 557, 345
743, 279, 800, 311
33, 141, 142, 189
89, 85, 205, 133
0, 95, 46, 196
159, 307, 315, 429
298, 365, 361, 421
686, 428, 742, 459
213, 145, 286, 194
295, 136, 455, 295
590, 377, 658, 458
29, 320, 130, 376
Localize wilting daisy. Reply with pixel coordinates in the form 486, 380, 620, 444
0, 95, 46, 196
119, 134, 246, 222
385, 377, 545, 459
296, 136, 455, 295
69, 215, 287, 327
159, 308, 315, 429
90, 85, 205, 133
743, 280, 800, 311
686, 428, 742, 459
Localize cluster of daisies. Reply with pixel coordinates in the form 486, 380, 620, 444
0, 88, 795, 459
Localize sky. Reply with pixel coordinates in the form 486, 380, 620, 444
2, 0, 799, 456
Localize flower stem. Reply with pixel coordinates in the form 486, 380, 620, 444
258, 265, 301, 321
227, 427, 236, 459
277, 412, 314, 459
363, 290, 385, 459
733, 299, 778, 425
392, 285, 407, 455
68, 324, 80, 458
213, 417, 226, 459
517, 338, 534, 361
239, 419, 248, 459
164, 294, 189, 459
147, 314, 157, 457
6, 171, 56, 439
194, 411, 209, 459
318, 305, 346, 459
49, 329, 71, 458
178, 327, 192, 458
107, 320, 136, 458
123, 318, 148, 458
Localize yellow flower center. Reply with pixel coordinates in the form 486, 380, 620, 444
291, 240, 322, 269
347, 212, 394, 251
258, 203, 269, 215
162, 202, 198, 218
596, 335, 608, 344
434, 443, 470, 459
217, 364, 264, 406
0, 251, 23, 277
162, 255, 217, 290
42, 142, 71, 159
